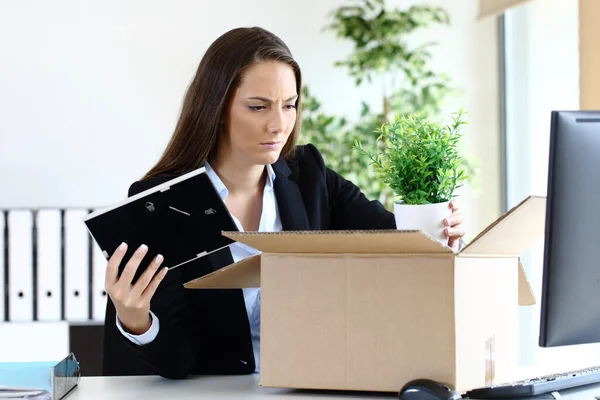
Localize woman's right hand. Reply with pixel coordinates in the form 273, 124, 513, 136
105, 242, 168, 335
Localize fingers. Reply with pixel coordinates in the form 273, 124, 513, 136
445, 227, 465, 238
444, 213, 464, 227
105, 242, 128, 288
449, 200, 460, 212
447, 237, 461, 251
119, 244, 149, 286
141, 267, 169, 304
131, 254, 164, 298
104, 243, 165, 332
446, 201, 465, 250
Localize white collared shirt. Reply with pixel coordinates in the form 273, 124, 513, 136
117, 162, 282, 373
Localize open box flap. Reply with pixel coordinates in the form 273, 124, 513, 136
459, 196, 546, 257
184, 254, 261, 289
222, 230, 454, 255
518, 258, 536, 305
183, 242, 537, 305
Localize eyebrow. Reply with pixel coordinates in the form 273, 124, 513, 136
246, 95, 298, 103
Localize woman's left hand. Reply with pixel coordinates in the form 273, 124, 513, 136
444, 200, 466, 251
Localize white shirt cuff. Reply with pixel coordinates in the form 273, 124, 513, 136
116, 310, 160, 346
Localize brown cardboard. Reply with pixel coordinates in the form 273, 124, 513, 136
184, 195, 545, 393
260, 254, 457, 391
518, 258, 536, 306
188, 254, 261, 289
459, 195, 546, 257
580, 0, 600, 109
453, 257, 519, 390
220, 229, 453, 254
477, 0, 531, 20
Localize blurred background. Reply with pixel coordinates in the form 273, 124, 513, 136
0, 0, 598, 377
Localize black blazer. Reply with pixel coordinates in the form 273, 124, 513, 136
102, 144, 396, 378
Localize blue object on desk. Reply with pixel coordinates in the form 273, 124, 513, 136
0, 361, 56, 392
0, 353, 80, 399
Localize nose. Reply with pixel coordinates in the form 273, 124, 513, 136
268, 109, 287, 135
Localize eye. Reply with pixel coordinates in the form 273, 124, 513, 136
284, 104, 297, 110
248, 105, 266, 111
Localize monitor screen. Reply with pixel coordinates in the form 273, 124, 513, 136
539, 110, 600, 347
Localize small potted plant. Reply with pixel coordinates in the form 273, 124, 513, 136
355, 109, 468, 243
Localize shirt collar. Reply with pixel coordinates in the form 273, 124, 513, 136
204, 161, 276, 200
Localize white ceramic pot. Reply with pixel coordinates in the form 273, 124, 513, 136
393, 200, 451, 244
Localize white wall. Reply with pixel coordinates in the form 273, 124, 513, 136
0, 0, 364, 208
0, 0, 501, 241
0, 0, 387, 209
504, 0, 600, 371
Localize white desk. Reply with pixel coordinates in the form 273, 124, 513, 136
68, 374, 396, 399
68, 374, 600, 400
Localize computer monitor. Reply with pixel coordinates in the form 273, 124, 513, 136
539, 110, 600, 347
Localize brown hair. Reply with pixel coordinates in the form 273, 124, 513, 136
143, 27, 303, 179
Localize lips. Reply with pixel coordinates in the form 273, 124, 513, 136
260, 141, 283, 150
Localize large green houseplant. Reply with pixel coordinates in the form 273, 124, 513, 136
299, 0, 454, 209
355, 109, 468, 242
324, 0, 453, 122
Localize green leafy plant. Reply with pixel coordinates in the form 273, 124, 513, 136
299, 0, 457, 209
354, 110, 468, 205
324, 0, 453, 122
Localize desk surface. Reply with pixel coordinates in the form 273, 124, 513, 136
69, 374, 600, 400
69, 374, 395, 399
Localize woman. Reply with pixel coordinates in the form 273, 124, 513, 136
102, 26, 465, 379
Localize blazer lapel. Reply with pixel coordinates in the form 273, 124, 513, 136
272, 158, 311, 231
202, 158, 310, 273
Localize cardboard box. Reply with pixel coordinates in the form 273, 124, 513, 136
184, 196, 545, 393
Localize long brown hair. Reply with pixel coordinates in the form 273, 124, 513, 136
143, 27, 303, 179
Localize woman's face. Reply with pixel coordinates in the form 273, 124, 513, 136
220, 61, 298, 167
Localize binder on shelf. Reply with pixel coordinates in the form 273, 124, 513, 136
36, 209, 62, 321
8, 210, 34, 322
64, 210, 90, 321
92, 243, 107, 321
0, 211, 6, 321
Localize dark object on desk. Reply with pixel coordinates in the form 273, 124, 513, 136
84, 167, 238, 284
539, 110, 600, 348
398, 379, 462, 400
466, 365, 600, 398
53, 352, 81, 399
